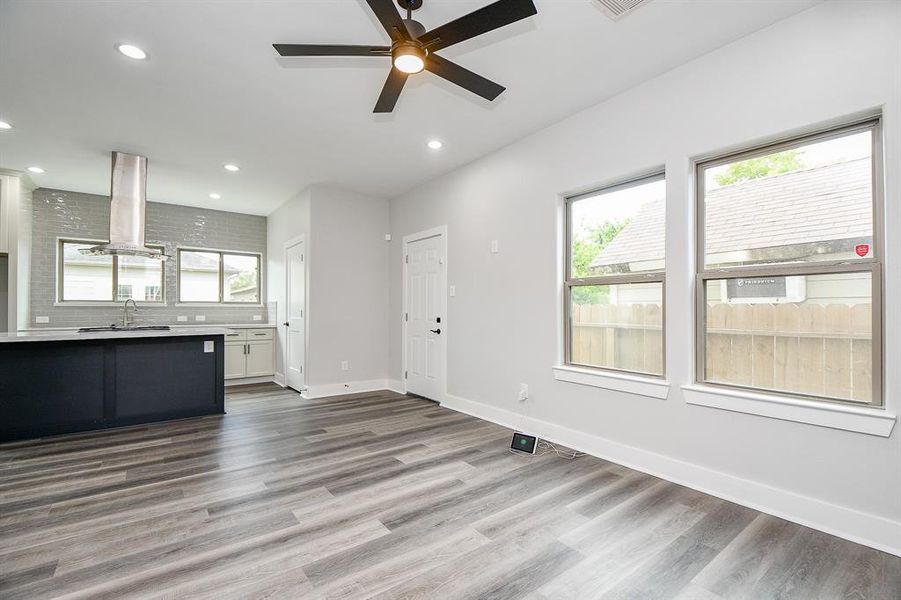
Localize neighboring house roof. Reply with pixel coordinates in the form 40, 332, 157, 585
590, 158, 871, 270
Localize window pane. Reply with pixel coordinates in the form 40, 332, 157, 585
703, 272, 873, 403
569, 282, 663, 376
570, 177, 665, 277
61, 242, 113, 301
223, 254, 259, 303
118, 254, 163, 302
179, 251, 220, 302
702, 130, 873, 269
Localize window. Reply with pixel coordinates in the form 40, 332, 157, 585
59, 240, 165, 303
565, 173, 665, 376
177, 249, 261, 304
696, 119, 882, 406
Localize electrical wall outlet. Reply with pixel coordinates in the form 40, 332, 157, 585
253, 315, 262, 321
518, 383, 529, 402
177, 315, 188, 322
35, 316, 50, 324
341, 360, 349, 371
490, 239, 499, 254
195, 315, 206, 322
384, 233, 392, 241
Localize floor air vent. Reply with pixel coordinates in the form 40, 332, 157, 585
596, 0, 653, 21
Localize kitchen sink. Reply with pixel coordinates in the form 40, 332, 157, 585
78, 325, 171, 333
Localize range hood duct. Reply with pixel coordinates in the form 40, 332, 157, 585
80, 152, 168, 261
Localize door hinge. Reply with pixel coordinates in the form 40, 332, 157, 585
404, 370, 408, 379
404, 312, 408, 322
300, 309, 304, 318
300, 365, 303, 373
301, 254, 304, 261
405, 255, 409, 264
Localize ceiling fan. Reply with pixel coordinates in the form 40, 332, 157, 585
273, 0, 538, 113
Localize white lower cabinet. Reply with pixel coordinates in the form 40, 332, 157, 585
246, 342, 275, 377
224, 328, 275, 380
224, 343, 248, 379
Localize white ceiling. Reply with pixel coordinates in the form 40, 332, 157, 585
0, 0, 820, 215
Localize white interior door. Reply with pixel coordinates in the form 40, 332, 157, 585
405, 232, 445, 401
285, 240, 305, 391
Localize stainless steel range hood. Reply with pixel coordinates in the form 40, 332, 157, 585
80, 152, 169, 261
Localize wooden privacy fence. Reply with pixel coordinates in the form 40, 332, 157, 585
571, 304, 663, 376
572, 302, 873, 403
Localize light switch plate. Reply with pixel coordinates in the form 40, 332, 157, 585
35, 316, 50, 324
490, 240, 499, 254
203, 340, 214, 353
177, 315, 188, 322
449, 285, 456, 297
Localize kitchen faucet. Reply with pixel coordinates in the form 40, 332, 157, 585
122, 299, 138, 327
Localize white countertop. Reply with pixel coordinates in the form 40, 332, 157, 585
0, 327, 230, 344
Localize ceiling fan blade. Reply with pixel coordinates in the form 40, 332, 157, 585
425, 54, 505, 101
417, 0, 537, 52
365, 0, 411, 43
273, 44, 391, 56
374, 68, 409, 113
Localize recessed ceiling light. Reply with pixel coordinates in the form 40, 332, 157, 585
0, 120, 12, 130
224, 164, 240, 172
427, 140, 443, 150
27, 166, 45, 174
116, 44, 147, 60
209, 193, 221, 200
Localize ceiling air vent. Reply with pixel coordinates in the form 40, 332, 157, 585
596, 0, 653, 21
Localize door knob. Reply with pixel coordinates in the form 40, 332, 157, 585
429, 328, 441, 335
283, 322, 289, 326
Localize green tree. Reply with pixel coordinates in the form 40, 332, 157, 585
714, 149, 803, 186
571, 219, 629, 304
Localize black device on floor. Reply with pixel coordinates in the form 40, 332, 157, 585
511, 432, 538, 454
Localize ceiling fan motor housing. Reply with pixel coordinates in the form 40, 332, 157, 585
402, 18, 426, 38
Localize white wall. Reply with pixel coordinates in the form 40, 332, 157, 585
387, 1, 901, 553
308, 186, 390, 390
267, 185, 390, 393
267, 187, 311, 382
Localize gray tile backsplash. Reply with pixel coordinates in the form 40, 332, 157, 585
30, 188, 273, 328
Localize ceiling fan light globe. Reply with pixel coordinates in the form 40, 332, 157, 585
394, 55, 424, 74
392, 44, 426, 74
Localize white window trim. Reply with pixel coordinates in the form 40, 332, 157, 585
553, 365, 671, 400
682, 384, 896, 437
176, 246, 264, 306
694, 117, 884, 408
562, 170, 667, 379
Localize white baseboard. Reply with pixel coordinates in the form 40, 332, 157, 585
273, 372, 286, 387
386, 379, 406, 395
441, 393, 901, 557
224, 375, 275, 387
302, 378, 393, 399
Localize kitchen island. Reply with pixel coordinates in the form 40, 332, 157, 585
0, 328, 226, 442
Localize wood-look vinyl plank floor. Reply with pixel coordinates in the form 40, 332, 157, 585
1, 384, 898, 599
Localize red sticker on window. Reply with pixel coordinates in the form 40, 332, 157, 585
855, 244, 870, 257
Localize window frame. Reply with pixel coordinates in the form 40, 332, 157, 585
176, 247, 262, 305
563, 171, 667, 378
694, 117, 884, 407
57, 238, 166, 304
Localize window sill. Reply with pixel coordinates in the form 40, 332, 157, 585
553, 365, 670, 399
174, 303, 265, 308
681, 384, 896, 437
54, 301, 167, 307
